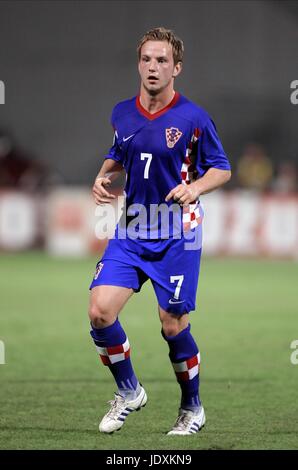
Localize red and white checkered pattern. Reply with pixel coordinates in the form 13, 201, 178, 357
180, 128, 202, 232
183, 204, 202, 232
96, 338, 130, 366
180, 156, 195, 185
181, 128, 201, 185
172, 353, 200, 381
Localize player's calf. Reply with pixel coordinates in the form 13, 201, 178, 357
162, 322, 206, 436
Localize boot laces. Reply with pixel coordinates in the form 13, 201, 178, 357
106, 394, 125, 419
172, 410, 194, 431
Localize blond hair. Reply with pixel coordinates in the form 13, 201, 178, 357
137, 27, 184, 65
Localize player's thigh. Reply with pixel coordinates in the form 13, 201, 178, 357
89, 284, 133, 323
88, 257, 144, 325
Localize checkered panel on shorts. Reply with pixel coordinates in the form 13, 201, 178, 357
172, 352, 200, 381
183, 204, 203, 232
95, 338, 130, 365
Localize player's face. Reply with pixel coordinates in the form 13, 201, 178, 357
138, 40, 182, 95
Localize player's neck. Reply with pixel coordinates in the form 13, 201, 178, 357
139, 87, 176, 114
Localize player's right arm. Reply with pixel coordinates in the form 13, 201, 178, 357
92, 159, 123, 204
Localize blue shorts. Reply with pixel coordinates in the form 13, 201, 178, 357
89, 228, 202, 315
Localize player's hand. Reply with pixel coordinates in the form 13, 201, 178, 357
92, 177, 116, 204
165, 183, 199, 206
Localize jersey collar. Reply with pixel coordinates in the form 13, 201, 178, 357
136, 91, 180, 120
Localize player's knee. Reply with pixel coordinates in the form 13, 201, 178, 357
88, 299, 115, 328
161, 320, 181, 337
160, 312, 189, 337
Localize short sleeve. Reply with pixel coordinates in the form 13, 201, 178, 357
104, 106, 124, 164
196, 118, 231, 177
104, 128, 124, 165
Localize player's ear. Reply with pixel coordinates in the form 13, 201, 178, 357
172, 61, 182, 78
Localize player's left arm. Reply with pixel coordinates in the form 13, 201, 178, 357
165, 167, 231, 205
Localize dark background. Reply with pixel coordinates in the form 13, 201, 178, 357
0, 0, 297, 184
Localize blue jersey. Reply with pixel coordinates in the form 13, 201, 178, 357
105, 92, 230, 239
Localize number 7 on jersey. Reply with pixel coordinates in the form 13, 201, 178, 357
140, 153, 152, 179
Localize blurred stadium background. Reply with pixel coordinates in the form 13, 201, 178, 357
0, 0, 297, 450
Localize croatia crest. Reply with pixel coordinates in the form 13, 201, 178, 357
166, 127, 182, 148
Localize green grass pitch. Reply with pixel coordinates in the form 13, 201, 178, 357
0, 252, 298, 450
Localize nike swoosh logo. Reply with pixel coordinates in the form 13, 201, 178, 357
169, 299, 185, 305
123, 134, 135, 142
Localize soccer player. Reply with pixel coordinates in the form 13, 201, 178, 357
88, 27, 231, 435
